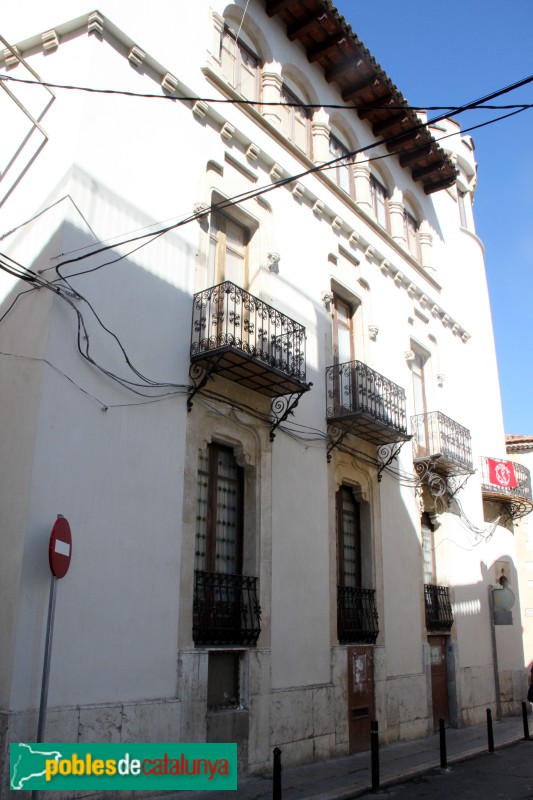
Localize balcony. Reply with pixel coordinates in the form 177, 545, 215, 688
411, 411, 473, 476
424, 584, 454, 632
337, 586, 379, 644
326, 360, 410, 446
193, 570, 261, 646
480, 456, 532, 503
190, 282, 309, 398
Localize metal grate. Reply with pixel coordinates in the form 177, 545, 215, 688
337, 586, 379, 644
424, 584, 454, 632
191, 282, 307, 396
411, 411, 473, 474
326, 360, 408, 445
193, 570, 261, 646
479, 456, 532, 503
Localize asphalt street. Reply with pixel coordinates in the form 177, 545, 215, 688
360, 740, 533, 800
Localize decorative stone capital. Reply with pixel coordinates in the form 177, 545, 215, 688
292, 182, 305, 200
322, 291, 334, 310
246, 143, 260, 161
261, 69, 284, 91
220, 122, 235, 140
270, 163, 284, 182
313, 200, 324, 218
368, 325, 379, 342
193, 202, 210, 223
128, 45, 145, 67
405, 350, 416, 363
162, 73, 178, 94
88, 12, 104, 36
42, 30, 59, 52
267, 252, 281, 274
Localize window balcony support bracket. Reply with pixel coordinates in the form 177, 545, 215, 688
270, 384, 312, 442
377, 440, 408, 482
326, 421, 355, 462
414, 456, 473, 504
187, 354, 225, 412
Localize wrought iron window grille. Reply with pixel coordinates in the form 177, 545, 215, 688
326, 360, 410, 460
193, 570, 261, 646
337, 586, 379, 644
189, 282, 311, 439
424, 584, 454, 632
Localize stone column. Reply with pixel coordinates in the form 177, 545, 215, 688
211, 11, 224, 63
261, 67, 283, 127
388, 189, 405, 245
311, 108, 330, 166
419, 222, 434, 273
354, 153, 371, 211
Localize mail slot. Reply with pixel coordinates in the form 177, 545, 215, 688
352, 707, 369, 719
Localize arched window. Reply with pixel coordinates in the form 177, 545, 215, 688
280, 84, 310, 154
369, 174, 389, 230
403, 204, 421, 261
220, 25, 259, 97
329, 133, 353, 197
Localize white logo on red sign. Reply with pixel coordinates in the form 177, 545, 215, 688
495, 463, 512, 487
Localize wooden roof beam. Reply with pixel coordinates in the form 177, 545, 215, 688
325, 56, 364, 83
307, 33, 349, 63
265, 0, 294, 16
287, 11, 329, 41
411, 162, 445, 181
424, 175, 457, 195
372, 113, 410, 136
358, 93, 395, 119
342, 74, 380, 102
400, 144, 434, 167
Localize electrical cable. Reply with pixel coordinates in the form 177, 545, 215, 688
2, 73, 532, 112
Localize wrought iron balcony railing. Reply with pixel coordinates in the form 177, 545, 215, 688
326, 360, 409, 446
337, 586, 379, 644
480, 456, 532, 503
411, 411, 473, 475
193, 570, 261, 646
424, 584, 454, 632
190, 282, 308, 397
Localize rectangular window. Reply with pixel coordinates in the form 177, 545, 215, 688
280, 86, 310, 154
207, 652, 240, 710
422, 513, 436, 584
404, 211, 420, 260
369, 175, 388, 230
337, 486, 362, 588
332, 294, 355, 365
220, 27, 258, 97
208, 211, 249, 286
458, 190, 468, 229
195, 444, 244, 575
329, 135, 352, 196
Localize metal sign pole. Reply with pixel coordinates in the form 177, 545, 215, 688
31, 574, 58, 800
488, 585, 502, 721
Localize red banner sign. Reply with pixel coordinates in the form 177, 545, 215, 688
487, 458, 517, 488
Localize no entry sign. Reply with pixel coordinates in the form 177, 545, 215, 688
48, 516, 72, 578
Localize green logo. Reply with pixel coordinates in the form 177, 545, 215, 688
10, 743, 237, 790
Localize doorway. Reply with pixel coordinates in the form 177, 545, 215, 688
347, 645, 374, 753
428, 635, 449, 730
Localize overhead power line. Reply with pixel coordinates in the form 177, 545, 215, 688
1, 72, 532, 112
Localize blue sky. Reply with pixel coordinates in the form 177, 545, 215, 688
334, 1, 533, 435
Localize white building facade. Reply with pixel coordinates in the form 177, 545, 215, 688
0, 1, 530, 795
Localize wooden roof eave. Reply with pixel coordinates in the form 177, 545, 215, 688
265, 0, 457, 192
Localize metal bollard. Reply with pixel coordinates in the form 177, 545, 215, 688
522, 701, 530, 741
486, 708, 495, 752
273, 747, 282, 800
371, 720, 380, 792
439, 718, 448, 769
